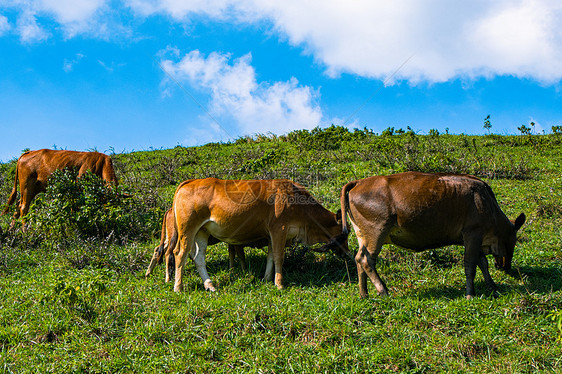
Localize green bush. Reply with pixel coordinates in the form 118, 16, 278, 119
25, 168, 160, 244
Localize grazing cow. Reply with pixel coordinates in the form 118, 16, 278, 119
323, 172, 525, 299
145, 208, 249, 283
2, 149, 118, 222
172, 178, 344, 292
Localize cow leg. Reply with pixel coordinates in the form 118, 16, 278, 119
354, 237, 369, 298
477, 254, 498, 297
463, 233, 483, 299
165, 250, 175, 283
228, 245, 247, 271
191, 232, 215, 292
228, 245, 235, 269
145, 245, 163, 278
270, 232, 288, 290
354, 228, 389, 298
228, 245, 237, 269
263, 245, 275, 281
173, 228, 198, 292
17, 180, 42, 229
355, 246, 388, 297
236, 245, 246, 271
9, 205, 21, 229
18, 185, 38, 230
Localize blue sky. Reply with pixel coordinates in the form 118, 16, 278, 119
1, 1, 562, 162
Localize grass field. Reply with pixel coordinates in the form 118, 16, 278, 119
1, 128, 561, 373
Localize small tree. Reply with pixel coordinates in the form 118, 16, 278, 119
483, 115, 492, 134
518, 123, 531, 135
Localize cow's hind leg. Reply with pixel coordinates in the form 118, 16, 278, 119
165, 248, 175, 283
228, 245, 247, 271
145, 245, 163, 278
354, 225, 390, 298
173, 232, 195, 292
236, 246, 247, 271
354, 236, 369, 298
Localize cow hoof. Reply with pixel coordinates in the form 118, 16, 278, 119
204, 280, 216, 292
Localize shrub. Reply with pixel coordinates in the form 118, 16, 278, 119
25, 168, 160, 244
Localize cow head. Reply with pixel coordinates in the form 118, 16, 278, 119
311, 209, 350, 259
493, 213, 526, 271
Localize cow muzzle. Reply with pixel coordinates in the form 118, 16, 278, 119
311, 232, 350, 259
494, 256, 511, 272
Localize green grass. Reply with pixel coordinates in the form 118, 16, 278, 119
1, 129, 562, 373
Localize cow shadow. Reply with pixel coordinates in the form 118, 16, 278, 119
509, 264, 562, 294
199, 245, 354, 290
177, 244, 562, 297
411, 264, 562, 300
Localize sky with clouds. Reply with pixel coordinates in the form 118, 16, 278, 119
1, 0, 562, 161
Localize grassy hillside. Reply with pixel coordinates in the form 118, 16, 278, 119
1, 127, 561, 373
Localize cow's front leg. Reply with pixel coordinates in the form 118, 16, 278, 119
269, 232, 287, 290
263, 245, 274, 282
192, 234, 215, 292
477, 254, 498, 297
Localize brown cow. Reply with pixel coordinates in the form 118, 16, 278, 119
322, 172, 525, 299
2, 149, 118, 222
145, 208, 249, 283
171, 178, 344, 292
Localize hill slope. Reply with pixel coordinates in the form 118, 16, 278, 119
0, 128, 561, 372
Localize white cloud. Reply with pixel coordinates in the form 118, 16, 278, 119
63, 53, 85, 72
4, 1, 562, 84
38, 0, 105, 23
0, 15, 10, 35
248, 0, 562, 84
1, 0, 118, 40
161, 50, 322, 135
16, 10, 49, 43
130, 0, 562, 84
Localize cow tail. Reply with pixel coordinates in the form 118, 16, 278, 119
105, 157, 118, 185
155, 212, 169, 264
319, 180, 357, 253
2, 161, 19, 215
340, 180, 357, 237
168, 208, 179, 270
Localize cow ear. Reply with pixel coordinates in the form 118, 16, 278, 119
513, 213, 526, 231
335, 209, 342, 223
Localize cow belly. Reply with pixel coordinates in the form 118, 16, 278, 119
387, 227, 463, 252
202, 221, 266, 245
